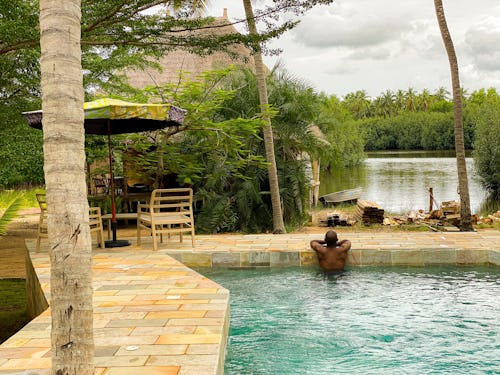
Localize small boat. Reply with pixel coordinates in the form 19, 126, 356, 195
319, 187, 362, 205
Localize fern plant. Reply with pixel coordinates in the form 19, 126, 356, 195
0, 192, 25, 236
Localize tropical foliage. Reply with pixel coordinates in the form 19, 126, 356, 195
468, 88, 500, 195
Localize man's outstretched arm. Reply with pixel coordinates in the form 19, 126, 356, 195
310, 240, 327, 255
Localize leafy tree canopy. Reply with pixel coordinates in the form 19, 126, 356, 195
0, 0, 334, 108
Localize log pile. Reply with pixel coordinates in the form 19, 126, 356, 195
353, 200, 384, 224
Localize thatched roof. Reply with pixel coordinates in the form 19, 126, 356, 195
126, 9, 255, 89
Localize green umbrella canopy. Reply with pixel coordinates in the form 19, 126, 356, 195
23, 98, 187, 135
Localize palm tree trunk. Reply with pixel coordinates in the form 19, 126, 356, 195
434, 0, 473, 231
39, 0, 94, 373
242, 0, 286, 233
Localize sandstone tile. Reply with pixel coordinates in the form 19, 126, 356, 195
94, 327, 133, 338
392, 250, 424, 266
155, 334, 221, 345
122, 305, 180, 312
179, 303, 227, 311
155, 299, 209, 305
94, 346, 120, 357
93, 312, 147, 320
166, 318, 224, 326
24, 339, 50, 348
147, 353, 217, 366
115, 344, 186, 356
489, 250, 500, 266
194, 326, 223, 334
205, 309, 227, 318
104, 366, 180, 375
146, 311, 206, 319
178, 365, 217, 375
423, 249, 457, 265
105, 318, 168, 328
0, 338, 30, 348
0, 357, 51, 369
347, 250, 361, 266
457, 249, 489, 264
132, 326, 195, 336
167, 288, 218, 295
248, 252, 270, 266
94, 335, 158, 346
180, 253, 212, 267
270, 252, 300, 267
212, 252, 241, 267
93, 355, 148, 367
361, 249, 392, 265
0, 347, 49, 359
186, 344, 219, 355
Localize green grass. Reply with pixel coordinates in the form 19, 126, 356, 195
0, 278, 30, 344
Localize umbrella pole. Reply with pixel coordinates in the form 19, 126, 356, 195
105, 120, 130, 248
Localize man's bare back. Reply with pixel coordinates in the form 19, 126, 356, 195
310, 230, 351, 272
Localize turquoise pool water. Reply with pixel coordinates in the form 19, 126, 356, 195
198, 266, 500, 375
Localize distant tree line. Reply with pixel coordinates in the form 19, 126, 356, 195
328, 87, 499, 195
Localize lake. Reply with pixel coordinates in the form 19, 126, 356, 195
319, 151, 492, 214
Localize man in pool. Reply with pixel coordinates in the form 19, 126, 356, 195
310, 230, 351, 272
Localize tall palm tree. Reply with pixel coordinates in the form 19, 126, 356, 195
434, 0, 473, 231
39, 0, 94, 373
242, 0, 286, 233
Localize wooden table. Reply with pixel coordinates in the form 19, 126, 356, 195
101, 213, 137, 239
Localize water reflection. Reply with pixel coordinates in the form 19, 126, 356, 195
319, 151, 489, 214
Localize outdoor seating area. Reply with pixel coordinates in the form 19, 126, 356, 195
36, 188, 196, 251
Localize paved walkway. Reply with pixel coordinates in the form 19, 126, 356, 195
0, 229, 499, 374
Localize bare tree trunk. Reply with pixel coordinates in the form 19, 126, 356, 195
434, 0, 473, 231
39, 0, 95, 373
242, 0, 286, 233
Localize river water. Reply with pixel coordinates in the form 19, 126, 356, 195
319, 151, 492, 214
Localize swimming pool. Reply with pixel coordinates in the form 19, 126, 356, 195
198, 266, 500, 375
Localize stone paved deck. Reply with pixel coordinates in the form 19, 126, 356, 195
1, 229, 499, 374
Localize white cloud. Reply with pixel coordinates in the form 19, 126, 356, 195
291, 5, 411, 48
464, 17, 500, 72
210, 0, 500, 96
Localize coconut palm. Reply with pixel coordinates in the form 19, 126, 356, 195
242, 0, 286, 234
434, 0, 473, 231
39, 0, 94, 372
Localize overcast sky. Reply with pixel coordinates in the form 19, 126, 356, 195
208, 0, 500, 98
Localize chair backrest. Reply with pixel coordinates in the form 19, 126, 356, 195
36, 193, 47, 211
89, 207, 102, 229
149, 188, 193, 214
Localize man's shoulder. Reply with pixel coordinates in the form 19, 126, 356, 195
337, 239, 351, 251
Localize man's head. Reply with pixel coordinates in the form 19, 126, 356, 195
325, 230, 338, 246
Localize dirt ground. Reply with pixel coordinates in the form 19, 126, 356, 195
0, 211, 38, 279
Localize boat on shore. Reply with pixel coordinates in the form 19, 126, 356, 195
319, 186, 363, 206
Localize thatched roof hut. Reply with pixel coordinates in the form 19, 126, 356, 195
126, 8, 255, 89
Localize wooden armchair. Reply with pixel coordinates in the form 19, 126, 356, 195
137, 188, 195, 250
36, 193, 105, 250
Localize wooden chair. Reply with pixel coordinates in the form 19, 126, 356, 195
89, 206, 105, 248
35, 193, 48, 252
92, 176, 108, 195
36, 193, 105, 250
137, 188, 195, 250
